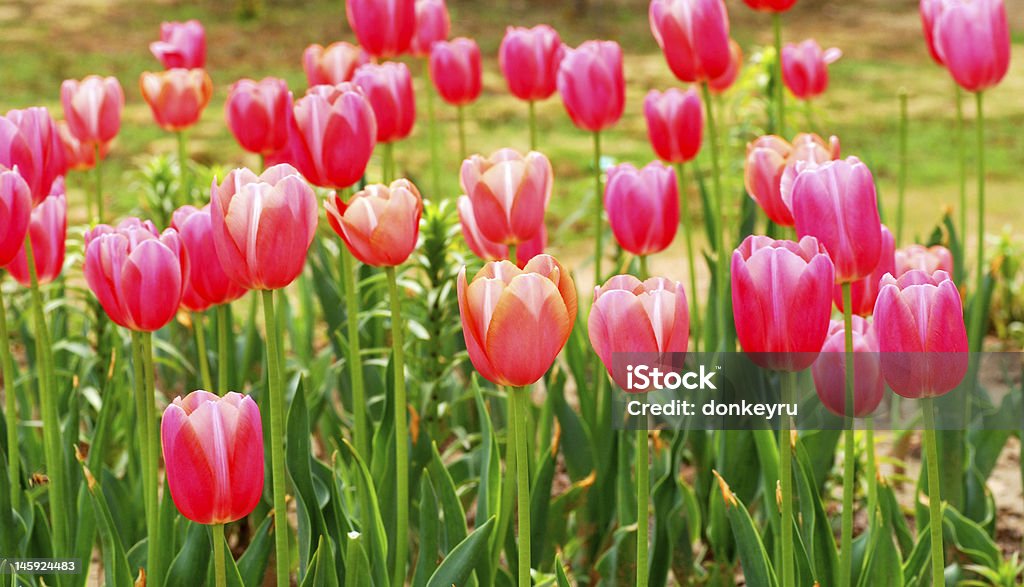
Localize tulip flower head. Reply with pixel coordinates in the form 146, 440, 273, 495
429, 38, 483, 106
150, 20, 206, 69
140, 69, 214, 132
744, 133, 840, 227
895, 244, 954, 277
919, 0, 949, 65
345, 0, 416, 58
649, 0, 732, 83
643, 88, 703, 164
557, 40, 626, 133
833, 224, 895, 316
457, 195, 546, 268
226, 78, 293, 156
325, 179, 423, 267
171, 205, 248, 312
604, 162, 679, 256
60, 76, 124, 149
934, 0, 1010, 93
352, 62, 416, 143
0, 166, 32, 268
410, 0, 450, 56
460, 149, 552, 245
781, 39, 842, 101
0, 108, 67, 204
7, 182, 66, 287
708, 40, 743, 94
57, 122, 106, 171
742, 0, 797, 12
498, 25, 565, 102
302, 42, 370, 87
811, 317, 885, 417
288, 83, 377, 190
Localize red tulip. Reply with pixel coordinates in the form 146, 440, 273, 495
460, 149, 552, 245
209, 164, 318, 291
589, 275, 689, 390
57, 122, 106, 171
742, 0, 797, 12
643, 88, 703, 164
457, 254, 577, 387
708, 40, 742, 94
150, 20, 206, 69
833, 225, 895, 316
410, 0, 450, 56
345, 0, 416, 58
84, 218, 189, 332
429, 38, 482, 106
7, 181, 66, 287
498, 25, 565, 102
0, 108, 67, 204
140, 69, 213, 132
744, 133, 840, 227
171, 205, 248, 312
919, 0, 948, 65
604, 162, 679, 256
60, 76, 124, 149
226, 78, 293, 156
895, 244, 954, 277
352, 62, 416, 143
731, 235, 835, 372
288, 83, 377, 190
457, 195, 546, 268
302, 42, 369, 87
811, 317, 885, 417
0, 167, 31, 268
161, 391, 264, 525
325, 179, 423, 267
934, 0, 1010, 93
649, 0, 732, 83
781, 40, 841, 101
873, 270, 968, 398
557, 40, 625, 133
791, 157, 882, 283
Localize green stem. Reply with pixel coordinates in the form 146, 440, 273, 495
385, 267, 409, 587
213, 523, 227, 587
897, 90, 908, 245
513, 387, 532, 587
700, 83, 727, 353
955, 85, 967, 249
866, 417, 877, 524
636, 425, 649, 587
130, 332, 155, 586
141, 332, 162, 587
340, 242, 368, 459
425, 67, 441, 200
637, 255, 649, 281
177, 130, 189, 207
1, 285, 20, 511
193, 313, 214, 391
528, 101, 537, 151
773, 13, 785, 136
839, 282, 855, 587
593, 130, 604, 286
675, 163, 701, 353
780, 371, 796, 587
383, 142, 395, 184
457, 106, 468, 164
970, 91, 986, 350
216, 304, 230, 394
492, 390, 517, 586
923, 398, 945, 586
260, 290, 290, 587
94, 145, 104, 224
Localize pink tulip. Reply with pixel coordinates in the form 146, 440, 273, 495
352, 62, 416, 143
934, 0, 1010, 93
150, 20, 206, 69
604, 162, 679, 256
84, 218, 189, 332
873, 270, 968, 398
460, 149, 552, 245
57, 122, 105, 171
742, 0, 797, 12
708, 40, 742, 94
226, 78, 293, 156
457, 255, 577, 387
171, 205, 248, 313
744, 133, 840, 227
498, 25, 565, 102
302, 42, 369, 87
833, 225, 895, 317
0, 167, 32, 268
345, 0, 416, 58
288, 83, 377, 190
457, 195, 546, 268
410, 0, 450, 56
781, 39, 842, 101
589, 275, 689, 390
139, 69, 213, 132
0, 108, 67, 204
557, 40, 625, 133
920, 0, 948, 65
325, 179, 423, 267
7, 182, 66, 287
649, 0, 732, 83
429, 38, 482, 106
209, 164, 318, 291
895, 244, 954, 277
731, 235, 835, 372
791, 157, 882, 283
60, 76, 124, 149
811, 317, 885, 417
643, 88, 703, 164
162, 391, 264, 525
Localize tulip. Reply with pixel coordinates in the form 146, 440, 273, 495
833, 225, 895, 317
781, 39, 842, 101
150, 20, 206, 69
708, 40, 742, 94
60, 76, 124, 148
460, 149, 552, 245
288, 83, 377, 190
811, 317, 885, 417
498, 25, 565, 102
139, 69, 214, 131
209, 164, 318, 291
919, 0, 948, 65
791, 157, 882, 283
643, 88, 703, 164
895, 244, 954, 277
161, 391, 264, 525
742, 0, 796, 11
934, 0, 1010, 93
171, 205, 247, 312
7, 184, 66, 287
0, 108, 67, 204
744, 133, 840, 227
429, 38, 482, 106
731, 235, 835, 372
557, 40, 625, 133
649, 0, 732, 83
457, 195, 546, 267
410, 0, 450, 56
345, 0, 416, 58
84, 218, 189, 332
352, 62, 416, 144
302, 42, 369, 87
226, 78, 293, 156
604, 162, 678, 257
57, 122, 105, 171
325, 179, 423, 267
457, 254, 577, 387
0, 167, 31, 268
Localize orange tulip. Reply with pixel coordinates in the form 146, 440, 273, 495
140, 69, 213, 131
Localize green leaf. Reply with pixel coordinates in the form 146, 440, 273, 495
236, 514, 274, 587
412, 474, 441, 587
943, 505, 1000, 568
164, 520, 213, 587
82, 466, 133, 587
344, 532, 371, 587
428, 442, 468, 550
299, 536, 340, 587
426, 516, 496, 587
555, 555, 573, 587
530, 432, 557, 569
713, 471, 779, 587
340, 439, 389, 587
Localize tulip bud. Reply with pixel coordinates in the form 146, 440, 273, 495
643, 88, 703, 164
0, 167, 32, 268
150, 20, 206, 69
410, 0, 450, 56
7, 183, 66, 287
345, 0, 416, 58
429, 38, 482, 106
302, 42, 369, 87
833, 225, 895, 317
811, 317, 885, 417
934, 0, 1010, 93
498, 25, 565, 102
226, 78, 293, 156
460, 149, 552, 245
171, 205, 248, 312
895, 244, 954, 277
352, 62, 416, 143
60, 76, 124, 148
0, 108, 67, 204
604, 162, 679, 256
557, 40, 625, 133
649, 0, 732, 83
781, 40, 842, 101
325, 179, 423, 267
288, 83, 377, 190
457, 195, 546, 268
140, 69, 214, 132
744, 133, 840, 227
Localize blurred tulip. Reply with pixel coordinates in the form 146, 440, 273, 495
209, 164, 318, 291
57, 122, 104, 171
873, 270, 968, 398
744, 133, 839, 227
557, 40, 625, 132
171, 205, 248, 312
934, 0, 1010, 93
325, 179, 423, 267
643, 88, 703, 164
84, 218, 189, 332
429, 38, 482, 106
302, 42, 369, 87
604, 162, 678, 256
742, 0, 797, 11
781, 39, 841, 100
226, 78, 293, 156
708, 40, 742, 94
162, 391, 264, 525
895, 244, 954, 277
0, 167, 31, 268
919, 0, 948, 65
150, 20, 206, 69
345, 0, 416, 58
498, 25, 565, 102
352, 62, 416, 143
139, 69, 213, 132
60, 76, 124, 149
7, 183, 66, 287
833, 225, 895, 316
649, 0, 732, 83
0, 108, 67, 204
457, 195, 546, 267
791, 157, 882, 283
288, 83, 377, 189
457, 255, 577, 387
410, 0, 450, 56
460, 149, 552, 245
731, 235, 835, 371
811, 317, 885, 417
